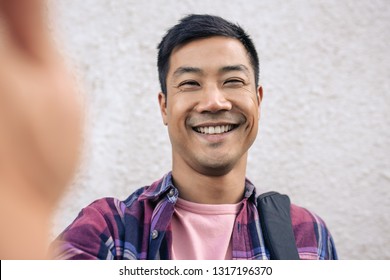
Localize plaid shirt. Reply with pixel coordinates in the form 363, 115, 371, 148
51, 172, 338, 260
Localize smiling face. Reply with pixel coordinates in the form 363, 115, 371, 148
159, 36, 262, 177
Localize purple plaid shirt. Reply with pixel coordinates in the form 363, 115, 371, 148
51, 172, 337, 260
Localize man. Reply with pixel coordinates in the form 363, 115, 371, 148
52, 14, 337, 260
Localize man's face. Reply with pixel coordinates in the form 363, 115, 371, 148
159, 36, 262, 176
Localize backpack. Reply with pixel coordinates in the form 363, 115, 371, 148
257, 191, 300, 260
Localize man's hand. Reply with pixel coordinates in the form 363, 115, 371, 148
0, 0, 83, 259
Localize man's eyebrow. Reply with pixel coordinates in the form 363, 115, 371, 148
172, 64, 250, 78
172, 66, 203, 78
219, 64, 251, 76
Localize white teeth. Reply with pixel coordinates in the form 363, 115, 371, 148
195, 125, 234, 135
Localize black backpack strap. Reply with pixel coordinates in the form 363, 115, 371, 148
257, 191, 300, 260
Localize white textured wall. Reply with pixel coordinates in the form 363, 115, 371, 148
50, 0, 390, 259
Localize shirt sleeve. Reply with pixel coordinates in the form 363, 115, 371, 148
291, 204, 338, 260
50, 198, 122, 260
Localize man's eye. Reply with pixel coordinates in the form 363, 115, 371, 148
177, 80, 200, 91
224, 79, 245, 87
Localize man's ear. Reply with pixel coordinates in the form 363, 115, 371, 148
158, 92, 168, 125
257, 86, 263, 119
257, 85, 263, 105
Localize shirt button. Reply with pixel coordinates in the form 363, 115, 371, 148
151, 230, 159, 239
168, 188, 175, 197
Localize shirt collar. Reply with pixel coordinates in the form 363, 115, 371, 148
244, 178, 257, 203
139, 171, 258, 203
138, 172, 175, 202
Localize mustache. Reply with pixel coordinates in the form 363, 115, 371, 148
186, 112, 245, 126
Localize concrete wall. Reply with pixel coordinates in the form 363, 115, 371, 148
50, 0, 390, 259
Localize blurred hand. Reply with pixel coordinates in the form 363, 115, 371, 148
0, 0, 83, 259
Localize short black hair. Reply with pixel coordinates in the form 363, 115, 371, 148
157, 14, 260, 95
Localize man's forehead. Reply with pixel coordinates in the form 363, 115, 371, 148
168, 37, 253, 77
171, 36, 246, 56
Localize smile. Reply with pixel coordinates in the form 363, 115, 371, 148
193, 124, 238, 135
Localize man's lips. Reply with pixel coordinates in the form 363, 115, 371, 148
187, 112, 245, 135
192, 124, 239, 135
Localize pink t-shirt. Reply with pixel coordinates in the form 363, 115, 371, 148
171, 198, 241, 260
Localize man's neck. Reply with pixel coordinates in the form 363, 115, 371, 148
171, 157, 248, 204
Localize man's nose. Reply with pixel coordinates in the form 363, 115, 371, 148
194, 85, 232, 113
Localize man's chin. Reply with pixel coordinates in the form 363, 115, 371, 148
196, 160, 235, 177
